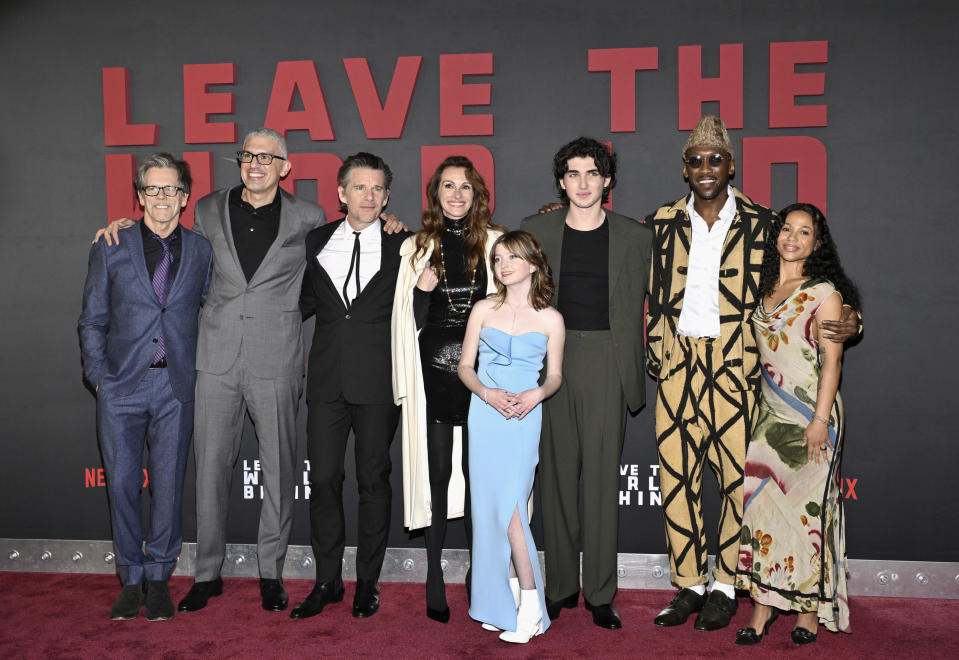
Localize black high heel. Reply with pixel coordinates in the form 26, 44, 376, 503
426, 606, 451, 623
791, 626, 818, 645
734, 609, 779, 645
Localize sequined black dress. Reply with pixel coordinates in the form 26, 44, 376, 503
414, 217, 487, 424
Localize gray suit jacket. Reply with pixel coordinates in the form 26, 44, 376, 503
192, 187, 325, 379
521, 208, 652, 413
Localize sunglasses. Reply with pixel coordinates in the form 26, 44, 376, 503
683, 153, 730, 169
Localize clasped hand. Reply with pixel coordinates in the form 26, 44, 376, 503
487, 387, 543, 420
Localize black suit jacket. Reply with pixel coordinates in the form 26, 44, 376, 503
301, 219, 410, 405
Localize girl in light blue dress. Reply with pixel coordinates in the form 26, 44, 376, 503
458, 231, 565, 644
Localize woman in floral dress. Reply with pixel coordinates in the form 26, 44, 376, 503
735, 203, 860, 646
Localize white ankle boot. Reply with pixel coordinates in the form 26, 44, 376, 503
499, 589, 543, 644
482, 577, 521, 631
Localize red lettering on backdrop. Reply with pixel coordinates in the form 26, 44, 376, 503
439, 53, 494, 136
102, 67, 158, 146
420, 146, 495, 213
279, 153, 344, 219
741, 136, 828, 214
677, 44, 744, 130
769, 41, 828, 128
265, 61, 335, 140
180, 152, 215, 229
587, 47, 659, 133
344, 56, 423, 139
105, 154, 139, 220
183, 63, 237, 144
844, 478, 858, 500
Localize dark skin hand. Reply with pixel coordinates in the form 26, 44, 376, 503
821, 305, 860, 342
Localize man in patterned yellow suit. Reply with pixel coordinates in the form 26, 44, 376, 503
645, 116, 856, 631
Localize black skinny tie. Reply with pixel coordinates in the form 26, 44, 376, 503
343, 231, 361, 309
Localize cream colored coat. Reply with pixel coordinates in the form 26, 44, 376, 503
391, 230, 502, 530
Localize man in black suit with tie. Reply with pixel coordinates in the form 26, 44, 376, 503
292, 153, 409, 620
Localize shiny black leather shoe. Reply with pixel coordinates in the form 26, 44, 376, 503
260, 578, 288, 612
694, 590, 738, 631
110, 583, 145, 620
290, 579, 344, 619
177, 577, 223, 613
584, 600, 623, 629
545, 592, 578, 620
426, 606, 451, 623
653, 588, 707, 627
734, 609, 779, 645
352, 580, 380, 618
791, 626, 818, 645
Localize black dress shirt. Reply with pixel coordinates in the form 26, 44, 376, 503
228, 185, 281, 282
140, 220, 182, 282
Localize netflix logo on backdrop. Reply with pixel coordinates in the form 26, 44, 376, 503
84, 467, 149, 488
101, 41, 830, 223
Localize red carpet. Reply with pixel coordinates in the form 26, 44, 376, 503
1, 573, 955, 658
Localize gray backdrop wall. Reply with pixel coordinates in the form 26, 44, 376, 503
2, 0, 956, 563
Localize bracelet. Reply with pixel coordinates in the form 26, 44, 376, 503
483, 389, 488, 405
813, 413, 829, 426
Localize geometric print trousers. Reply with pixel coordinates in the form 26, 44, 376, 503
655, 335, 756, 587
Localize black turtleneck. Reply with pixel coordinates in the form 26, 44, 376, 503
413, 216, 487, 329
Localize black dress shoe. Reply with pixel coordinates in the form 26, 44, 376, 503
352, 580, 380, 618
177, 577, 223, 612
260, 578, 289, 611
290, 579, 345, 619
584, 600, 623, 629
145, 580, 174, 621
791, 626, 818, 645
426, 606, 450, 623
653, 588, 707, 626
694, 590, 738, 631
110, 583, 145, 620
545, 592, 578, 620
734, 609, 779, 645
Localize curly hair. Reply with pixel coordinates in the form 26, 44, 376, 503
758, 202, 861, 310
488, 231, 554, 311
552, 137, 616, 204
412, 156, 501, 275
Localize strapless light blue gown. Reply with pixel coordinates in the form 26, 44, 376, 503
467, 327, 551, 633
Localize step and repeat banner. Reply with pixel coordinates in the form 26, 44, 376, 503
1, 1, 956, 563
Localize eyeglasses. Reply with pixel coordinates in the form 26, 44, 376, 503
141, 185, 184, 197
683, 153, 730, 169
236, 151, 287, 165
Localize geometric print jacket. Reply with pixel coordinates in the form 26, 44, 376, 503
645, 187, 775, 392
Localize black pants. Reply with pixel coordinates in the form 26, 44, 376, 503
306, 397, 399, 583
424, 423, 471, 609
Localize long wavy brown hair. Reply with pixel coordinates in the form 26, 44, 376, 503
412, 156, 500, 275
489, 231, 554, 311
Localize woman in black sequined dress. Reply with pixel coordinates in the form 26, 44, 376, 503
392, 156, 502, 622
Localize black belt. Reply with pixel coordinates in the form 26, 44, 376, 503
149, 357, 168, 369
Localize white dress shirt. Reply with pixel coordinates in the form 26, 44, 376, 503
676, 187, 737, 338
317, 218, 382, 307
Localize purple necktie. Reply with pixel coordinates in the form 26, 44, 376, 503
152, 234, 173, 363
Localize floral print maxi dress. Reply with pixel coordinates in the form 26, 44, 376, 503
735, 278, 850, 632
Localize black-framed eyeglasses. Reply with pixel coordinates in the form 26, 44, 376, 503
683, 153, 730, 169
141, 185, 184, 197
236, 151, 287, 165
